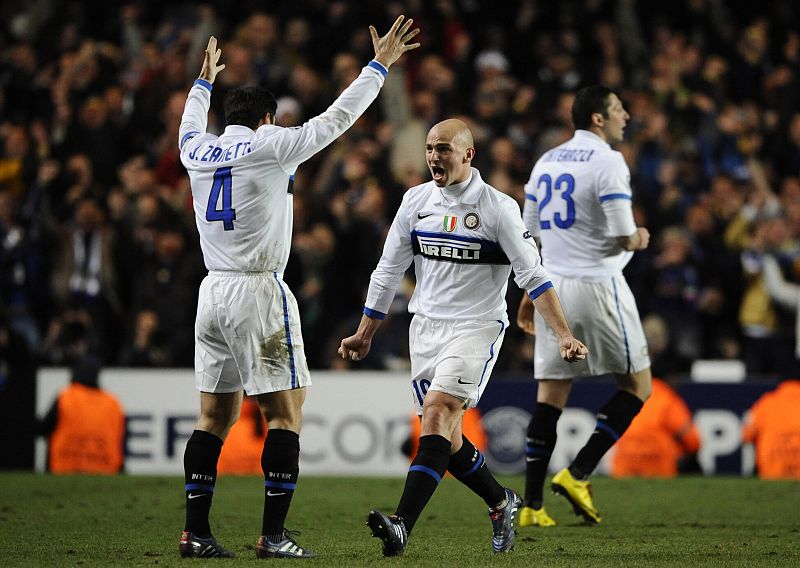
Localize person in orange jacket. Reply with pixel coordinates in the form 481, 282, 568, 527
218, 396, 268, 475
40, 355, 125, 474
742, 379, 800, 479
611, 378, 701, 478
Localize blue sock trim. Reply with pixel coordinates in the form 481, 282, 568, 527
409, 464, 442, 483
525, 444, 552, 457
185, 483, 214, 492
459, 453, 485, 478
596, 421, 620, 441
265, 480, 297, 490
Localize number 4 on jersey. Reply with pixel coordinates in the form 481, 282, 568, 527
206, 166, 236, 230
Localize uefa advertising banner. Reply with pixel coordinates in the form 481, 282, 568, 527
36, 369, 776, 475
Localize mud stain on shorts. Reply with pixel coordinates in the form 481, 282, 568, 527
260, 330, 288, 374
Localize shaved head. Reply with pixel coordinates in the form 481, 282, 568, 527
426, 119, 475, 186
429, 119, 474, 151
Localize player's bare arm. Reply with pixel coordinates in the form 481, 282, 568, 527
516, 293, 536, 336
370, 15, 421, 69
198, 36, 225, 84
338, 314, 383, 362
617, 227, 650, 251
530, 288, 588, 362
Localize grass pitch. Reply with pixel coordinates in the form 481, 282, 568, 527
1, 473, 798, 567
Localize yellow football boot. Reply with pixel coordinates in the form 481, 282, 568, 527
551, 468, 602, 524
519, 506, 557, 527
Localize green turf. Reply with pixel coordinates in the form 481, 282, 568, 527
0, 474, 798, 567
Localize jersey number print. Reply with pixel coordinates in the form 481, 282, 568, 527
537, 173, 576, 230
206, 166, 237, 231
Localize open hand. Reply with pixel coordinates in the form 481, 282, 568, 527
199, 36, 225, 83
370, 15, 421, 69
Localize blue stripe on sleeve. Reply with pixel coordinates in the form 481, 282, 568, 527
363, 307, 386, 320
525, 193, 537, 202
529, 281, 553, 300
180, 131, 199, 150
193, 78, 213, 91
598, 193, 632, 203
367, 60, 388, 77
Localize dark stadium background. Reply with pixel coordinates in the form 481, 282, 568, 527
2, 0, 800, 471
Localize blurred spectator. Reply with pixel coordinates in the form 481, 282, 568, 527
742, 378, 800, 479
1, 1, 800, 374
611, 378, 701, 478
50, 197, 121, 359
39, 355, 125, 474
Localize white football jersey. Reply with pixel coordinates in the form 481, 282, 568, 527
179, 62, 388, 272
522, 129, 637, 279
365, 168, 552, 322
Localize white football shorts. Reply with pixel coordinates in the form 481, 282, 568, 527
194, 271, 311, 394
409, 314, 506, 415
533, 274, 650, 379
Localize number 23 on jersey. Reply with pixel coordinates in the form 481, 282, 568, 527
537, 173, 575, 230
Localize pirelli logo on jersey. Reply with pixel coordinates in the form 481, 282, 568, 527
411, 230, 510, 265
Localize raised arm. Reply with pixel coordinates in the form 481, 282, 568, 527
178, 36, 225, 151
271, 16, 420, 172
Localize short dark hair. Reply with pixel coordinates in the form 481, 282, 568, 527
223, 86, 278, 129
571, 85, 616, 130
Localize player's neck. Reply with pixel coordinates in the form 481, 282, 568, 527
441, 171, 473, 195
585, 126, 608, 143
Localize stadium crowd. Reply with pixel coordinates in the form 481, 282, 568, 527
2, 0, 800, 377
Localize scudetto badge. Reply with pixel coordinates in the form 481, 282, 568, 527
464, 212, 480, 230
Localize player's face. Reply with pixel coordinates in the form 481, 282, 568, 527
601, 94, 629, 144
426, 129, 472, 187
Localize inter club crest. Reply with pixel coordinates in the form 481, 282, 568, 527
442, 215, 457, 232
464, 212, 480, 230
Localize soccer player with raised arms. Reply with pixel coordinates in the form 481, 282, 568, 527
517, 86, 652, 527
177, 19, 419, 559
339, 118, 588, 556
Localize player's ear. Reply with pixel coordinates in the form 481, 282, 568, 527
464, 147, 475, 163
591, 112, 604, 128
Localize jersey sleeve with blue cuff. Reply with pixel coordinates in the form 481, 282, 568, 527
496, 198, 552, 300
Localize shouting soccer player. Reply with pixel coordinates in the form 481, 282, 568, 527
339, 118, 588, 556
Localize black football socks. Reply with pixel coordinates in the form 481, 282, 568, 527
524, 402, 562, 508
395, 434, 451, 534
184, 429, 223, 538
570, 390, 643, 480
448, 435, 506, 508
261, 428, 300, 542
